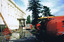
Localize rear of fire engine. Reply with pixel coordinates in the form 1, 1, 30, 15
36, 16, 64, 42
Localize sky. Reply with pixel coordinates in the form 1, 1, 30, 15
14, 0, 64, 18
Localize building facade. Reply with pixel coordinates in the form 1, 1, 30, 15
0, 0, 26, 30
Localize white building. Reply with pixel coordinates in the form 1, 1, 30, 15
0, 0, 26, 30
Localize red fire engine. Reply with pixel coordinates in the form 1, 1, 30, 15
36, 16, 64, 41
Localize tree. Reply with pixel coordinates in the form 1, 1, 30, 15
41, 6, 53, 16
27, 0, 42, 25
26, 15, 31, 24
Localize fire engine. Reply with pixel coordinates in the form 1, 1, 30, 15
36, 16, 64, 41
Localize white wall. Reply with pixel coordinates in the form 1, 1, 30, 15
0, 0, 25, 30
0, 16, 4, 24
0, 0, 1, 12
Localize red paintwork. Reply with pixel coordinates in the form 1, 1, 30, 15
30, 24, 32, 29
36, 23, 41, 30
47, 16, 64, 36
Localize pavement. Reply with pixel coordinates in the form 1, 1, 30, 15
2, 29, 64, 42
7, 37, 37, 42
6, 29, 39, 42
